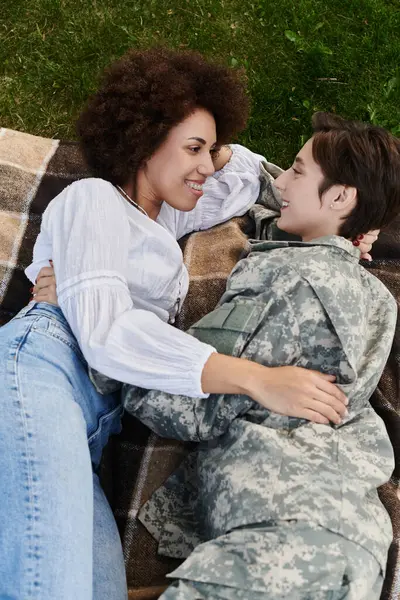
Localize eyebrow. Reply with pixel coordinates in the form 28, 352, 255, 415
187, 137, 206, 144
187, 137, 217, 147
294, 156, 305, 166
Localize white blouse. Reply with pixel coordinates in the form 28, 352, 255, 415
25, 144, 265, 397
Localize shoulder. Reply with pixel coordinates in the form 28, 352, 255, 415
61, 177, 115, 202
226, 251, 306, 300
46, 177, 120, 216
263, 244, 353, 282
362, 267, 398, 310
42, 177, 129, 235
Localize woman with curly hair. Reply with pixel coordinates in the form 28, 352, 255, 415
0, 48, 350, 600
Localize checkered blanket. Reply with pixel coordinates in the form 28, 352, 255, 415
1, 127, 399, 600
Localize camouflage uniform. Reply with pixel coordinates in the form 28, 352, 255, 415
91, 162, 397, 598
122, 234, 397, 599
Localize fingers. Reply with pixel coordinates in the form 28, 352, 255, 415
353, 230, 379, 257
360, 230, 379, 243
359, 242, 372, 254
360, 252, 372, 262
301, 409, 329, 425
31, 283, 58, 305
32, 282, 57, 296
312, 375, 348, 406
309, 371, 336, 382
301, 371, 349, 424
36, 266, 55, 282
31, 273, 58, 306
312, 390, 348, 419
32, 277, 56, 295
33, 293, 58, 306
299, 395, 344, 424
365, 229, 380, 240
257, 366, 351, 425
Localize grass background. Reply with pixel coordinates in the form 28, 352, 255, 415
0, 0, 399, 165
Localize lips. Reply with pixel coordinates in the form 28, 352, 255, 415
185, 180, 204, 198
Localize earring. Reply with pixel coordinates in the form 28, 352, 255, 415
330, 203, 334, 209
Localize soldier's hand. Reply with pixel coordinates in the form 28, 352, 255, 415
246, 365, 348, 425
354, 229, 380, 261
32, 263, 59, 306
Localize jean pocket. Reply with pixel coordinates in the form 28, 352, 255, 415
189, 301, 265, 357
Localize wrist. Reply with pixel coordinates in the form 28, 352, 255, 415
238, 359, 271, 397
201, 352, 264, 396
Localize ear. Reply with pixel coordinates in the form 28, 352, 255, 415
325, 184, 357, 212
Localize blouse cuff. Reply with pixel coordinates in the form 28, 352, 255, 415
25, 259, 52, 284
212, 146, 234, 181
212, 143, 262, 180
188, 343, 216, 398
194, 144, 264, 232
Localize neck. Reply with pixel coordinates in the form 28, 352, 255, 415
124, 174, 163, 221
301, 225, 340, 242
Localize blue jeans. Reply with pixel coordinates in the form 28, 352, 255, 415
0, 302, 127, 600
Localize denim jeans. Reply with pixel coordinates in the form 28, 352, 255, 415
0, 302, 127, 600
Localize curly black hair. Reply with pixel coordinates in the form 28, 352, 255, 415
77, 48, 250, 186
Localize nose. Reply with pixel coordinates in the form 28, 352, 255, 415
274, 169, 288, 192
198, 153, 215, 177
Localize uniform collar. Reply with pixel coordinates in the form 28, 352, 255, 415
249, 235, 361, 262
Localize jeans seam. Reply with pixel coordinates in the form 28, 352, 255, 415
12, 319, 42, 597
88, 402, 123, 447
31, 326, 85, 366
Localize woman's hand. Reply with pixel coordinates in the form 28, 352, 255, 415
244, 363, 348, 425
201, 353, 348, 425
31, 264, 58, 305
355, 229, 380, 261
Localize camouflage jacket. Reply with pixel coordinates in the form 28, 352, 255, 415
124, 235, 397, 572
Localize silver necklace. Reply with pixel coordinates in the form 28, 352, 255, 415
116, 185, 149, 218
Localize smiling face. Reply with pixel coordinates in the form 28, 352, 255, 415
274, 138, 356, 241
136, 108, 217, 215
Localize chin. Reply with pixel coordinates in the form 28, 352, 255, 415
277, 220, 303, 239
277, 218, 292, 234
170, 197, 200, 212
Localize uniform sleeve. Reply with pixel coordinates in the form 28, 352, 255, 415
41, 179, 216, 397
124, 387, 253, 441
173, 144, 266, 239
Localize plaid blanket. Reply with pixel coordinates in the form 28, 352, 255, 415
1, 127, 399, 600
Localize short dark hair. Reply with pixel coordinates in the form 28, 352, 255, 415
77, 48, 250, 186
311, 112, 400, 239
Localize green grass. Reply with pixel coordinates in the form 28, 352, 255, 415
1, 0, 399, 165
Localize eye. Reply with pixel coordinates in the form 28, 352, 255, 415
188, 146, 201, 153
291, 166, 301, 175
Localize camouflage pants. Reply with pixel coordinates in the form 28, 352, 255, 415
160, 521, 383, 600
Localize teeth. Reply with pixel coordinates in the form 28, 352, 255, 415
186, 181, 203, 191
282, 201, 289, 207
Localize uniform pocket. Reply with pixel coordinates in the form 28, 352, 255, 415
189, 301, 264, 357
